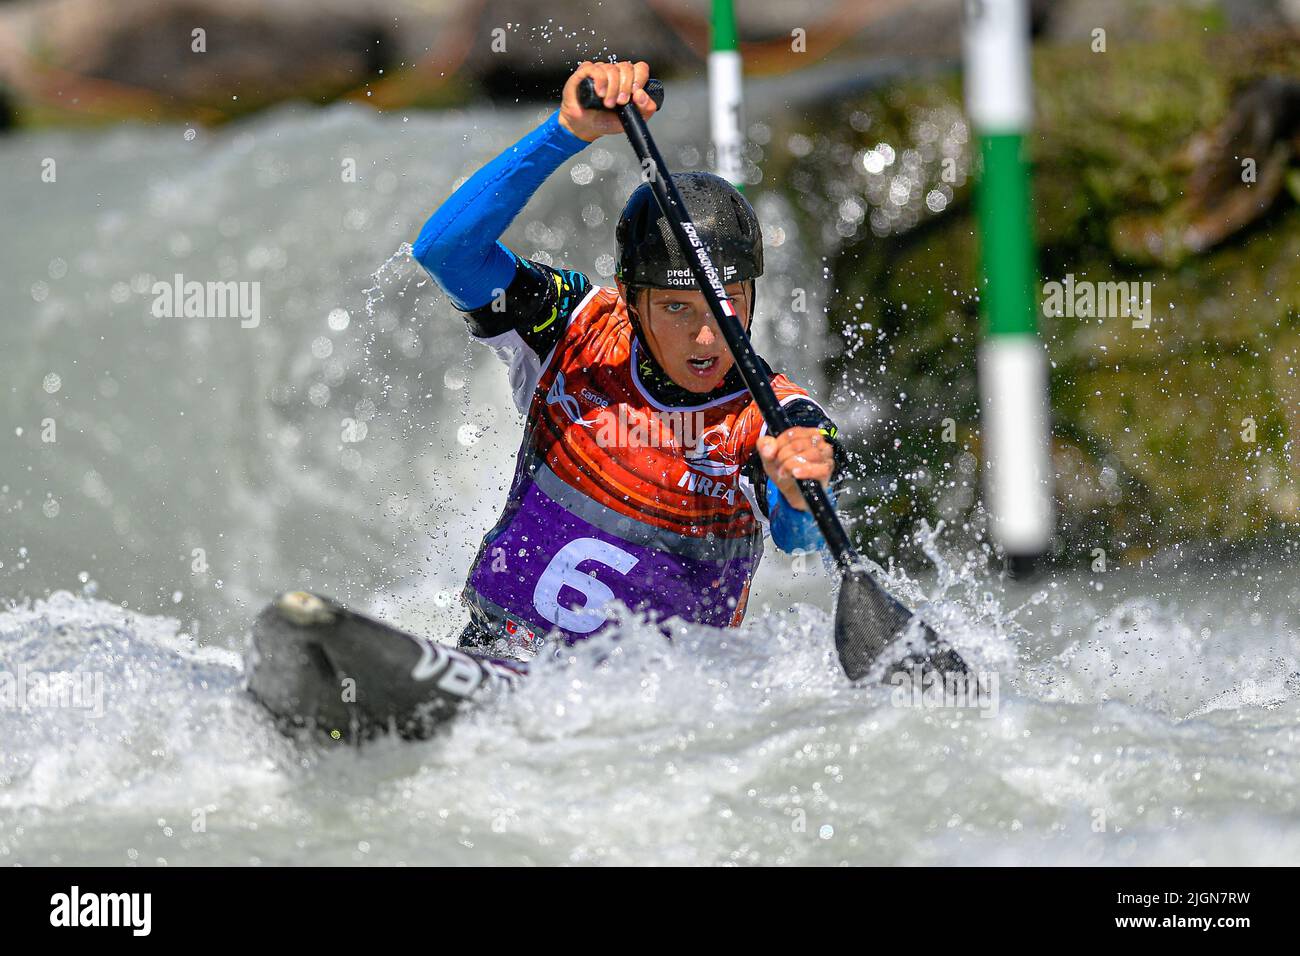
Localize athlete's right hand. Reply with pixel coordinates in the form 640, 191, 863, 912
559, 60, 658, 142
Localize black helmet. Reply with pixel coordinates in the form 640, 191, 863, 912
615, 172, 763, 290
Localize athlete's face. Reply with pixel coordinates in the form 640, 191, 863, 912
624, 282, 752, 394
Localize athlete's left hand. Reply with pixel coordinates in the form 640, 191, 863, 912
757, 427, 834, 511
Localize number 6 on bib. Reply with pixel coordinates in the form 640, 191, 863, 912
532, 537, 640, 633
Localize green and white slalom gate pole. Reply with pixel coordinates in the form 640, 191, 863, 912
964, 0, 1053, 574
709, 0, 745, 188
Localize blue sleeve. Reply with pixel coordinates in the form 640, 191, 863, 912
412, 110, 588, 311
768, 479, 836, 554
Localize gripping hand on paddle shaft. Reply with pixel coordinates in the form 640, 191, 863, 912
757, 428, 835, 512
559, 61, 658, 142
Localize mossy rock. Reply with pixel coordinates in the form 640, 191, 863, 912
767, 27, 1300, 563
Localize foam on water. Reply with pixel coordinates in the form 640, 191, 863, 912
3, 545, 1298, 865
3, 90, 1300, 866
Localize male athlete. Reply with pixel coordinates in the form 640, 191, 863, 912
414, 60, 843, 660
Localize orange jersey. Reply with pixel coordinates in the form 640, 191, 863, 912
533, 285, 814, 536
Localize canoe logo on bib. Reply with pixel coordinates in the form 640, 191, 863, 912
683, 424, 738, 477
545, 371, 600, 426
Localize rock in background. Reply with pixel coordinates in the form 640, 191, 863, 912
0, 0, 964, 125
767, 22, 1300, 565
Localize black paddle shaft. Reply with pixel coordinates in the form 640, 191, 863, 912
577, 77, 857, 570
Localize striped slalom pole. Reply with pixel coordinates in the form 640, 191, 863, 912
709, 0, 745, 188
964, 0, 1053, 575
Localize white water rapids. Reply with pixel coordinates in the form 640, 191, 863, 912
2, 89, 1299, 865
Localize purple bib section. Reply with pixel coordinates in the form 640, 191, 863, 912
467, 475, 760, 642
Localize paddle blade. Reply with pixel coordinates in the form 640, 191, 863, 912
833, 568, 967, 682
